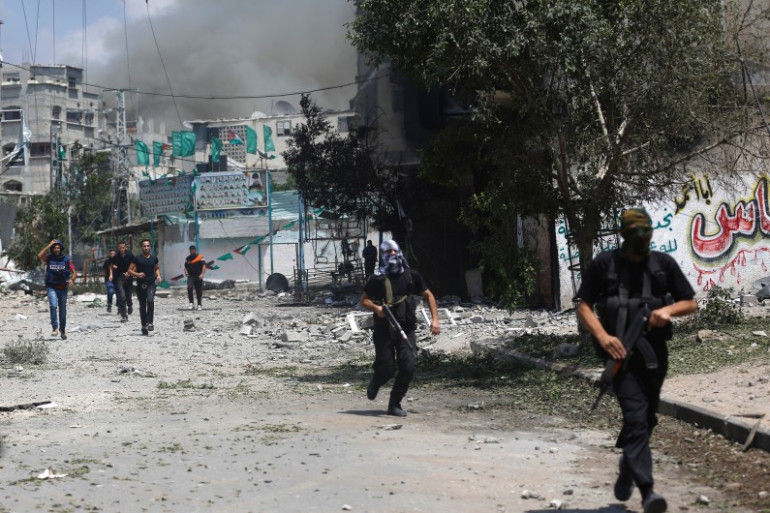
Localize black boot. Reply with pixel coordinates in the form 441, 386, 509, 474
614, 455, 633, 501
366, 378, 380, 401
387, 402, 407, 417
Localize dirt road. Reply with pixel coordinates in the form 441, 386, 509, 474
0, 292, 757, 512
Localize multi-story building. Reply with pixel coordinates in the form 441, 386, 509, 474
0, 63, 104, 200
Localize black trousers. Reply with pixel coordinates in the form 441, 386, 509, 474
135, 283, 156, 327
613, 343, 668, 492
187, 276, 203, 305
115, 276, 134, 316
371, 322, 418, 405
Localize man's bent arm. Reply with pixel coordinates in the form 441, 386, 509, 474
577, 299, 626, 360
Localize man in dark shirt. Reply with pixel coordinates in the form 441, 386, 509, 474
361, 239, 377, 279
102, 249, 116, 313
128, 239, 162, 336
110, 241, 134, 322
360, 240, 440, 417
577, 208, 696, 513
184, 245, 206, 310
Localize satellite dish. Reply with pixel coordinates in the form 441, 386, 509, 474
251, 111, 268, 119
272, 101, 297, 115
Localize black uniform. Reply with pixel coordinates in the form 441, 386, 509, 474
185, 254, 206, 306
362, 245, 378, 279
363, 269, 427, 406
132, 253, 159, 330
112, 250, 134, 318
578, 250, 694, 494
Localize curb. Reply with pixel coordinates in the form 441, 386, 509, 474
476, 343, 770, 452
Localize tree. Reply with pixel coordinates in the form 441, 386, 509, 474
7, 152, 113, 270
64, 152, 113, 246
7, 195, 68, 270
349, 0, 758, 278
284, 94, 401, 232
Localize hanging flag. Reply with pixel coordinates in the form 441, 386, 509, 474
218, 253, 234, 261
152, 141, 163, 167
263, 125, 276, 152
228, 130, 244, 145
162, 142, 172, 151
211, 137, 223, 163
172, 131, 196, 157
234, 245, 251, 255
169, 274, 185, 281
135, 140, 150, 166
246, 126, 257, 154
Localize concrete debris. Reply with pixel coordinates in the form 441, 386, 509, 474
753, 331, 768, 337
758, 491, 768, 499
183, 319, 196, 332
75, 292, 100, 302
280, 332, 305, 343
549, 499, 564, 509
119, 367, 157, 378
240, 325, 253, 336
38, 468, 67, 479
696, 495, 710, 505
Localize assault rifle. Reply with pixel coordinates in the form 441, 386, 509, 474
591, 303, 658, 411
382, 304, 419, 355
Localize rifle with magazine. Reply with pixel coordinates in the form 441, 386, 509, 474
591, 303, 658, 411
382, 304, 419, 356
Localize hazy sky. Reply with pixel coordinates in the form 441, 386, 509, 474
0, 0, 359, 127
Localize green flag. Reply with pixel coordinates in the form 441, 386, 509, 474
135, 140, 150, 166
152, 141, 163, 167
246, 126, 258, 155
211, 137, 223, 163
218, 253, 234, 261
172, 131, 196, 157
263, 125, 275, 152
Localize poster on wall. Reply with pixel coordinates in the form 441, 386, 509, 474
138, 175, 194, 215
195, 170, 268, 210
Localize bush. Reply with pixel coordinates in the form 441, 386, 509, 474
691, 286, 743, 328
3, 337, 49, 365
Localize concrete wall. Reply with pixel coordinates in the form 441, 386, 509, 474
557, 172, 770, 309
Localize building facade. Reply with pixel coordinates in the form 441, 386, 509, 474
0, 63, 105, 199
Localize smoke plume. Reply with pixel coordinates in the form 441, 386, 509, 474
73, 0, 358, 128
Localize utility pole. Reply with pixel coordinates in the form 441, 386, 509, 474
112, 90, 131, 226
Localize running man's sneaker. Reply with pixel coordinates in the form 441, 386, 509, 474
51, 329, 59, 337
60, 330, 67, 340
147, 324, 154, 331
197, 305, 202, 311
188, 303, 194, 310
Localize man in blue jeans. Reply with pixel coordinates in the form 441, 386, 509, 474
103, 249, 116, 312
38, 239, 77, 340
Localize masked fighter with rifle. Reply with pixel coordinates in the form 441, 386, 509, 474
577, 209, 697, 513
360, 240, 440, 417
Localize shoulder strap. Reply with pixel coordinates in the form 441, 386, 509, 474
384, 276, 393, 306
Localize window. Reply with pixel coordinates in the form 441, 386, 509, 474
276, 120, 292, 136
84, 112, 94, 125
66, 110, 82, 124
337, 116, 357, 133
3, 180, 22, 192
3, 107, 21, 121
68, 77, 77, 88
52, 106, 62, 120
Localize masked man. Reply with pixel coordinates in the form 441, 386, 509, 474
577, 208, 697, 513
360, 240, 440, 417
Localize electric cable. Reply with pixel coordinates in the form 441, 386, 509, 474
145, 1, 183, 127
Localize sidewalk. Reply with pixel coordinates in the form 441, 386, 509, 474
475, 343, 770, 453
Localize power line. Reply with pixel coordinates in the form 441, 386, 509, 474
145, 1, 182, 127
1, 59, 373, 101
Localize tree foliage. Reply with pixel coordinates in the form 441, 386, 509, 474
283, 94, 400, 230
7, 152, 113, 269
349, 0, 754, 276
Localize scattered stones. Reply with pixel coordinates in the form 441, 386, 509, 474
696, 495, 710, 505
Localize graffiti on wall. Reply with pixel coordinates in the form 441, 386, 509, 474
687, 175, 770, 291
